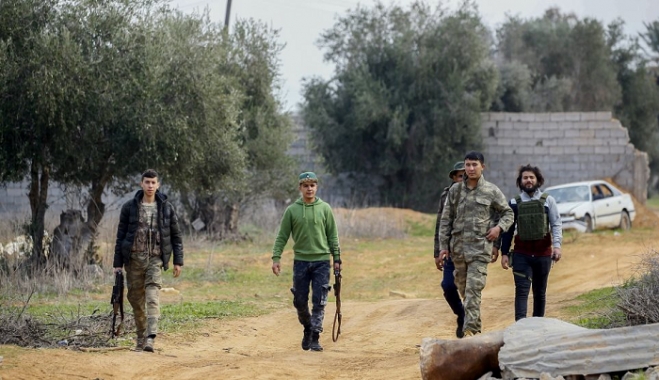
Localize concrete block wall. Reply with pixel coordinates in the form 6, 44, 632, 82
482, 112, 650, 203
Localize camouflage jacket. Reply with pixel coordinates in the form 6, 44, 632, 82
438, 175, 513, 262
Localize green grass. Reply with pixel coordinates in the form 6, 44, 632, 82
160, 300, 267, 332
406, 218, 435, 237
646, 196, 659, 210
564, 287, 626, 328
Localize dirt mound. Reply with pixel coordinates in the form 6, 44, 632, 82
333, 207, 432, 224
603, 177, 659, 229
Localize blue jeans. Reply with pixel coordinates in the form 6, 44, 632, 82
441, 257, 464, 318
291, 260, 331, 333
512, 253, 552, 321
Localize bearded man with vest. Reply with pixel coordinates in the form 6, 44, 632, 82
500, 164, 563, 321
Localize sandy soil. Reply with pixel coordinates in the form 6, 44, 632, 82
2, 214, 659, 380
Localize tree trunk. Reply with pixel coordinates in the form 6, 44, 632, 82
86, 179, 106, 234
28, 161, 49, 268
84, 176, 110, 265
222, 202, 239, 236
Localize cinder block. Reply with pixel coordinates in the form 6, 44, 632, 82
595, 129, 611, 138
565, 112, 581, 121
534, 114, 552, 122
564, 146, 579, 154
497, 121, 514, 130
579, 129, 596, 138
535, 130, 550, 138
517, 114, 536, 122
534, 146, 549, 155
542, 121, 561, 130
512, 122, 530, 131
586, 121, 602, 130
489, 113, 506, 121
578, 146, 595, 154
499, 139, 515, 146
550, 146, 565, 155
565, 162, 580, 171
518, 130, 534, 138
565, 130, 580, 138
595, 146, 610, 154
550, 113, 567, 121
593, 111, 612, 120
610, 129, 629, 139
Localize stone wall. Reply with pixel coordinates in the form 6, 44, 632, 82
482, 112, 649, 203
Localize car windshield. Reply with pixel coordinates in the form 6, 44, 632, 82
546, 185, 590, 203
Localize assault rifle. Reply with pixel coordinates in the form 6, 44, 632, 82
332, 269, 342, 342
110, 270, 124, 337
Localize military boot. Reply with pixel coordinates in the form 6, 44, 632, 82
456, 314, 465, 339
143, 336, 155, 352
135, 336, 145, 351
309, 332, 323, 352
301, 327, 312, 351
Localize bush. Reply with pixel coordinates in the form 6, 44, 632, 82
616, 249, 659, 325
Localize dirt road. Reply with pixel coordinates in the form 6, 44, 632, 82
1, 224, 658, 380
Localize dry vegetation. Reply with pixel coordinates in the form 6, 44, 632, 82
0, 199, 658, 351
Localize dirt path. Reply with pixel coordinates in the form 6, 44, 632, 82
1, 228, 657, 380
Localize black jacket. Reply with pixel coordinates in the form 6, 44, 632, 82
113, 190, 184, 271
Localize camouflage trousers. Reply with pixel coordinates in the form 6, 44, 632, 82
126, 252, 163, 339
451, 252, 489, 334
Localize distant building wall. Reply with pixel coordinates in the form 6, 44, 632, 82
482, 112, 649, 203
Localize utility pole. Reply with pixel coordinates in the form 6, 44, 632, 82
224, 0, 232, 30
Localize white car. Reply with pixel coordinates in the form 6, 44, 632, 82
544, 180, 636, 233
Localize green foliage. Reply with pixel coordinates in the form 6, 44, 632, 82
0, 0, 294, 242
490, 61, 532, 112
495, 12, 659, 189
495, 8, 621, 112
302, 1, 496, 211
609, 19, 659, 184
640, 20, 659, 59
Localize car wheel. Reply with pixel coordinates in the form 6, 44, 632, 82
584, 214, 593, 233
619, 211, 631, 231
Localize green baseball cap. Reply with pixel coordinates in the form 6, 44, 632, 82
298, 172, 318, 184
448, 161, 465, 179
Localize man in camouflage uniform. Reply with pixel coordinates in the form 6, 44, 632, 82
114, 169, 184, 352
438, 152, 513, 336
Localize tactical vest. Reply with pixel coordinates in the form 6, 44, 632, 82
515, 193, 549, 241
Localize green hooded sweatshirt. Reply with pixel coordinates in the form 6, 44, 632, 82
272, 197, 340, 263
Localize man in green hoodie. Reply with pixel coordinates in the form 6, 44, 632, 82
272, 172, 342, 352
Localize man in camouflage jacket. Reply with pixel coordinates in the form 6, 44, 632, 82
438, 151, 513, 336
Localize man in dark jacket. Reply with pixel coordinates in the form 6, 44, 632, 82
113, 169, 184, 352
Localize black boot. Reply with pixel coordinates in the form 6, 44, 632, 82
301, 327, 312, 351
309, 332, 323, 352
456, 315, 465, 339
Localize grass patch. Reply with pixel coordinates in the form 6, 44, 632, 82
160, 300, 266, 333
564, 287, 626, 328
406, 217, 435, 237
645, 196, 659, 210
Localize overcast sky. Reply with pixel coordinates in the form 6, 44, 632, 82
171, 0, 658, 111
